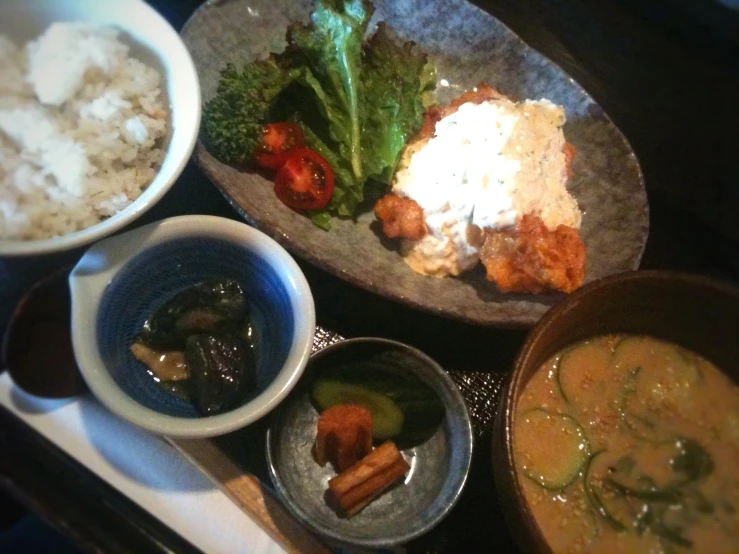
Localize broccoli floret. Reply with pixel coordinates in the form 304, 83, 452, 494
202, 59, 295, 164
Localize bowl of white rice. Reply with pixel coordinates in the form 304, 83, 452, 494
0, 0, 200, 256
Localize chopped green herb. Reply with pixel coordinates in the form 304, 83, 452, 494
612, 455, 635, 475
602, 478, 682, 504
671, 437, 714, 483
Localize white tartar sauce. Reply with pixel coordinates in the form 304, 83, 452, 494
392, 97, 581, 277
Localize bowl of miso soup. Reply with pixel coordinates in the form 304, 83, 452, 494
493, 270, 739, 554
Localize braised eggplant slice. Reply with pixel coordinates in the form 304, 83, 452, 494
138, 279, 247, 349
185, 333, 257, 416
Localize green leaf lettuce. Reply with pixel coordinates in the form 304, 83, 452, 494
201, 0, 436, 229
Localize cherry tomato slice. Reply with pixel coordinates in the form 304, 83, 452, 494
274, 148, 335, 211
253, 123, 305, 169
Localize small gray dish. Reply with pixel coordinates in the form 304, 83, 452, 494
266, 337, 473, 548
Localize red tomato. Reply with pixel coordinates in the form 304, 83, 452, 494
274, 148, 335, 211
253, 123, 305, 169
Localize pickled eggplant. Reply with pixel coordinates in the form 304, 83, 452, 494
185, 334, 257, 416
130, 278, 259, 416
137, 279, 247, 349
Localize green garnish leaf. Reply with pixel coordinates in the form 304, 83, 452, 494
583, 451, 627, 532
670, 438, 714, 483
201, 0, 437, 228
299, 121, 364, 219
602, 478, 683, 504
634, 503, 654, 535
288, 0, 370, 181
308, 209, 332, 230
612, 455, 635, 475
359, 23, 431, 183
653, 521, 693, 548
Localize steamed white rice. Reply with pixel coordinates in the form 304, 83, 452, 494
0, 23, 168, 241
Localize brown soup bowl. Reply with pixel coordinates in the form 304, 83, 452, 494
492, 270, 739, 553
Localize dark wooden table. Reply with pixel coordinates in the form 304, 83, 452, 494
1, 1, 738, 552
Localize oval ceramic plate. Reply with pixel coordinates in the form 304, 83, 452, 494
181, 0, 649, 327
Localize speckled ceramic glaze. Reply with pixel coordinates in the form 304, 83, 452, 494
266, 338, 473, 547
181, 0, 649, 327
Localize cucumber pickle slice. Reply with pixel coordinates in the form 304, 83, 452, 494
310, 361, 446, 445
311, 379, 404, 440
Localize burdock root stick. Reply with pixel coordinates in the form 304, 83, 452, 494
327, 441, 410, 517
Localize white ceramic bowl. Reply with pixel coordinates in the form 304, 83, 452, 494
69, 215, 316, 438
0, 0, 200, 256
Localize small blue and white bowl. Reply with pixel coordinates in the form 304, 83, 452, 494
69, 215, 315, 438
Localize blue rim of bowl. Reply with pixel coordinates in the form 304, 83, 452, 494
265, 336, 474, 548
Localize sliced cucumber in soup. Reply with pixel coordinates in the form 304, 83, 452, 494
612, 337, 701, 407
616, 366, 669, 443
614, 338, 702, 441
557, 340, 620, 412
311, 379, 403, 440
515, 409, 591, 490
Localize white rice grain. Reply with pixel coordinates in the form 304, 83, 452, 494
0, 23, 168, 241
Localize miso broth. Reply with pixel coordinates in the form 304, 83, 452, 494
514, 335, 739, 553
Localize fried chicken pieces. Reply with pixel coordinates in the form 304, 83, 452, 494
374, 194, 427, 240
374, 83, 586, 294
480, 214, 585, 294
